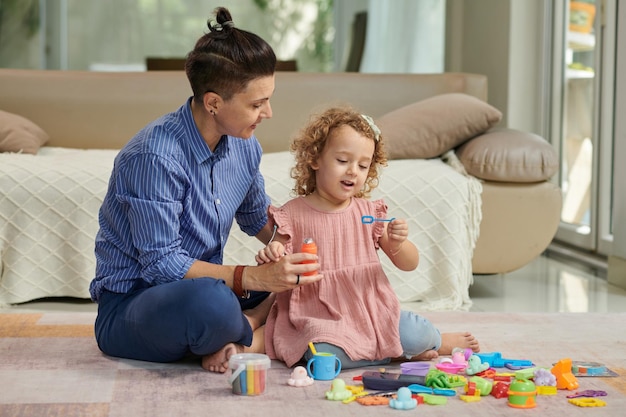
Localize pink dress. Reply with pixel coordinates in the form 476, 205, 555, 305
264, 196, 403, 367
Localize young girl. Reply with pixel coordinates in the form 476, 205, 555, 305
257, 107, 480, 369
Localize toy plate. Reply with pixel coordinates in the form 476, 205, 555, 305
435, 363, 466, 374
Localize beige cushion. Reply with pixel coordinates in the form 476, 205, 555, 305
376, 93, 502, 159
0, 110, 49, 154
456, 128, 559, 182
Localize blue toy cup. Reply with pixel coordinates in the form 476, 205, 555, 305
306, 352, 341, 381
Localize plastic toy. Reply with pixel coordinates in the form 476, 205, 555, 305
356, 395, 391, 406
389, 387, 417, 410
536, 386, 557, 395
287, 366, 314, 387
418, 393, 448, 405
452, 347, 472, 363
551, 358, 579, 390
228, 353, 271, 396
491, 381, 509, 399
361, 371, 425, 390
340, 385, 367, 404
568, 398, 606, 407
407, 383, 456, 396
466, 354, 489, 375
426, 368, 468, 388
514, 367, 537, 381
469, 376, 492, 396
475, 352, 533, 368
475, 368, 496, 378
435, 362, 466, 374
460, 394, 481, 402
533, 368, 556, 387
300, 238, 317, 276
361, 215, 395, 224
325, 378, 353, 401
571, 361, 608, 376
400, 361, 430, 376
464, 381, 478, 396
507, 379, 537, 409
566, 390, 607, 398
425, 369, 453, 388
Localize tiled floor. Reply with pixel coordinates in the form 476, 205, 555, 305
2, 254, 626, 314
469, 254, 626, 313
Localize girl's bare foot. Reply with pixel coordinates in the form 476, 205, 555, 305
409, 349, 439, 361
244, 293, 276, 330
438, 332, 480, 355
202, 343, 243, 373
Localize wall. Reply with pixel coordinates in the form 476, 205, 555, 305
445, 0, 546, 135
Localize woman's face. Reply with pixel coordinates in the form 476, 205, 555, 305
312, 125, 375, 206
217, 75, 275, 139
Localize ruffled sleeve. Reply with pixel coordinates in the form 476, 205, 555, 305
268, 204, 295, 254
372, 199, 388, 249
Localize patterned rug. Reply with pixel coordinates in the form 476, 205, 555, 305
1, 311, 624, 417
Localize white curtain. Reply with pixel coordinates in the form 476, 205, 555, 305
360, 0, 445, 73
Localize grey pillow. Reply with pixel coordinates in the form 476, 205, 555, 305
0, 110, 49, 154
456, 128, 559, 182
376, 93, 502, 159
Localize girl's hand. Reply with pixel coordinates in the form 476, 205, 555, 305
386, 218, 408, 251
382, 218, 419, 271
256, 241, 285, 264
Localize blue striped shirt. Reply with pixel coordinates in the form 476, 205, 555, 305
89, 98, 270, 301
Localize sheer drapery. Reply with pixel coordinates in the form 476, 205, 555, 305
360, 0, 445, 73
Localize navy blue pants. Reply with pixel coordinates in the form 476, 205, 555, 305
94, 278, 270, 363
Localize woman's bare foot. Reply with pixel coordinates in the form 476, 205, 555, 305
437, 332, 480, 355
202, 343, 243, 373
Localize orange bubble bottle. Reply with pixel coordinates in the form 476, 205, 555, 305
301, 238, 317, 276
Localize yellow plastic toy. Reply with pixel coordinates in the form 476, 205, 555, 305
568, 398, 606, 407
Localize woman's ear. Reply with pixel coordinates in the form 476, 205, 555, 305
203, 92, 221, 115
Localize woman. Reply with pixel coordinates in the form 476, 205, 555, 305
89, 7, 322, 373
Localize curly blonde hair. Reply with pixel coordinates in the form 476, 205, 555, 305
290, 106, 387, 199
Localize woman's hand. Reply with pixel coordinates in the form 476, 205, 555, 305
247, 252, 322, 293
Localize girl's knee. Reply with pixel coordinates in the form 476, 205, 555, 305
399, 310, 442, 357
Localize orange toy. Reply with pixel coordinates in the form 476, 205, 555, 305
300, 238, 318, 276
551, 358, 579, 390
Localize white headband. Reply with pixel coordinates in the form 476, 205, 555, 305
361, 114, 381, 142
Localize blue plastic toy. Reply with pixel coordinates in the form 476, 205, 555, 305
475, 352, 533, 368
389, 387, 417, 410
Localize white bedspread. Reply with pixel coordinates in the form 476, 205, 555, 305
1, 148, 481, 310
0, 147, 115, 305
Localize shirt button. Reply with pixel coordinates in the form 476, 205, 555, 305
216, 199, 221, 204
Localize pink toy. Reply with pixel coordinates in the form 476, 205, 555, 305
452, 347, 472, 363
435, 362, 466, 374
287, 366, 315, 387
